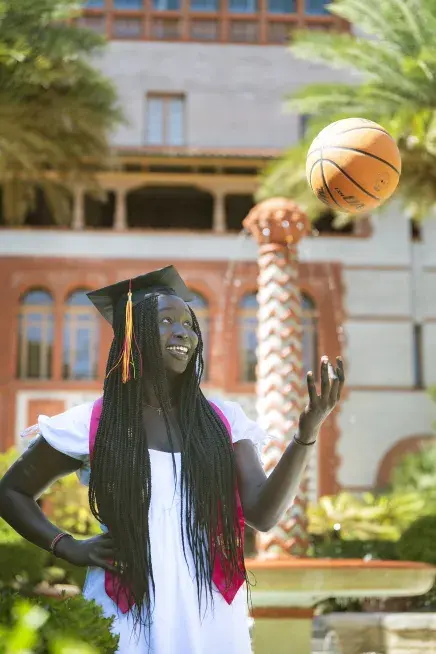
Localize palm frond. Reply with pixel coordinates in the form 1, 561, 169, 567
261, 0, 436, 219
0, 0, 123, 224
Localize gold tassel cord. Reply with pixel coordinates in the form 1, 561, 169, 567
121, 288, 133, 384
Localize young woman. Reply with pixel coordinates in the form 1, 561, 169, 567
0, 265, 344, 654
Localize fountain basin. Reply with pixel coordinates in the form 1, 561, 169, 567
246, 558, 436, 654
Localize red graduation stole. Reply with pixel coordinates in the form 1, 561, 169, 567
89, 397, 245, 614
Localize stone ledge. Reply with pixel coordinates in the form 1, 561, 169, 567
323, 612, 436, 654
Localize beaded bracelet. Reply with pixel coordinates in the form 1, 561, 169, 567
50, 532, 72, 556
293, 434, 317, 447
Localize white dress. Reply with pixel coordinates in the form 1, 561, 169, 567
35, 398, 267, 654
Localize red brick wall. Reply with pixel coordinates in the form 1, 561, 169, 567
0, 255, 344, 494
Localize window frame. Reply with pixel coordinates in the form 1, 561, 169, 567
145, 93, 186, 146
17, 290, 54, 380
80, 0, 344, 45
188, 289, 211, 382
62, 289, 100, 381
237, 290, 319, 385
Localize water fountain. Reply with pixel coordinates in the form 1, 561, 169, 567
240, 198, 436, 654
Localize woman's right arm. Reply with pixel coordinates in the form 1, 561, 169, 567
0, 436, 115, 570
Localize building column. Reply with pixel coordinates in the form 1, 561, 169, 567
212, 191, 226, 233
72, 186, 85, 230
114, 188, 127, 230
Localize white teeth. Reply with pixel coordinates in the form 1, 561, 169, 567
167, 346, 189, 354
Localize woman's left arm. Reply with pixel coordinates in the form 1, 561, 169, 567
234, 356, 344, 533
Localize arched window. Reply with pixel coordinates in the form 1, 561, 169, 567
17, 290, 54, 379
239, 291, 318, 382
189, 292, 210, 380
63, 290, 99, 380
239, 293, 258, 382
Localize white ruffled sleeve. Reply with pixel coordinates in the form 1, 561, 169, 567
211, 399, 269, 447
28, 402, 94, 462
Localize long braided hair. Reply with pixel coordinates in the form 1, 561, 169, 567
88, 294, 248, 627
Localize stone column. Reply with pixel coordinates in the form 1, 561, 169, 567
72, 186, 85, 230
213, 190, 226, 233
114, 188, 127, 230
243, 198, 311, 557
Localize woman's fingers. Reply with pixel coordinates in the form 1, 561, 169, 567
336, 357, 345, 400
307, 371, 318, 405
89, 552, 118, 573
97, 538, 114, 550
99, 532, 113, 543
328, 376, 340, 406
320, 356, 330, 403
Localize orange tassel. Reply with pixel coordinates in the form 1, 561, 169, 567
105, 280, 143, 384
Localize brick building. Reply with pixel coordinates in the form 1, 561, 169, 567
1, 0, 435, 499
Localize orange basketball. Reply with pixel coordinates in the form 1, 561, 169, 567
306, 118, 401, 214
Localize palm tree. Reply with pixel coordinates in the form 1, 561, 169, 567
260, 0, 436, 220
0, 0, 122, 225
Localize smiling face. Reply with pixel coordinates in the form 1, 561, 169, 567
157, 294, 199, 376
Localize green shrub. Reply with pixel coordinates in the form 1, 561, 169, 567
0, 448, 19, 478
0, 518, 89, 591
0, 519, 48, 588
313, 537, 398, 561
0, 447, 98, 591
397, 515, 436, 565
0, 589, 119, 654
0, 447, 99, 538
48, 474, 100, 537
390, 443, 436, 493
0, 598, 98, 654
45, 558, 87, 589
308, 490, 436, 542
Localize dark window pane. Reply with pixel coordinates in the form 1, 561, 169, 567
191, 0, 218, 9
22, 291, 53, 306
18, 290, 54, 379
239, 292, 318, 383
146, 95, 185, 145
151, 17, 181, 37
305, 0, 329, 15
153, 0, 181, 9
189, 292, 210, 381
229, 20, 258, 41
267, 22, 292, 43
66, 290, 93, 307
190, 19, 218, 39
229, 0, 257, 12
413, 324, 424, 389
114, 0, 143, 7
63, 291, 99, 380
78, 16, 107, 34
268, 0, 295, 13
113, 17, 142, 37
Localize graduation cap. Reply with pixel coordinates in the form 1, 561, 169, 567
87, 265, 193, 326
87, 265, 193, 383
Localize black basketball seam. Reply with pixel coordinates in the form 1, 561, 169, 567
308, 159, 319, 195
337, 126, 390, 137
320, 147, 342, 208
307, 145, 400, 175
323, 158, 381, 201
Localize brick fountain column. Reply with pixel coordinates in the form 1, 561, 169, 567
243, 197, 311, 558
242, 199, 436, 654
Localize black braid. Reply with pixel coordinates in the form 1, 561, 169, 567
88, 296, 250, 629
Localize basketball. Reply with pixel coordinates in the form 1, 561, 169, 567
306, 118, 401, 214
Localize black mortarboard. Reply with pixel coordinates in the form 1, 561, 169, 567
87, 265, 194, 326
